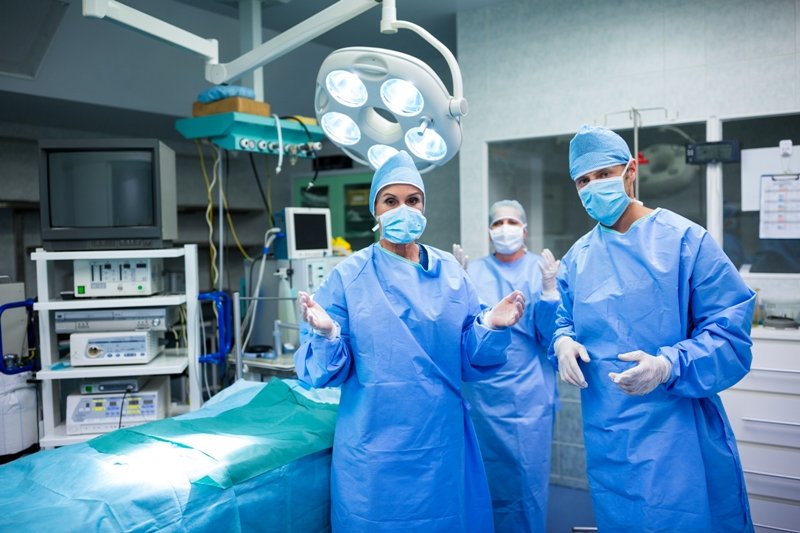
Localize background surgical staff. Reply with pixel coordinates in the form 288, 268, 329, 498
552, 125, 756, 532
294, 150, 526, 532
458, 199, 560, 532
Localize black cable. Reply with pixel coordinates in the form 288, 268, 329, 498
280, 115, 320, 190
118, 389, 130, 429
248, 152, 275, 227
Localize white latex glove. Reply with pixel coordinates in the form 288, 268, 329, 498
538, 248, 560, 299
554, 336, 589, 388
484, 290, 525, 328
608, 351, 672, 395
452, 243, 469, 270
297, 291, 340, 339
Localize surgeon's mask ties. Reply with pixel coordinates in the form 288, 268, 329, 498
578, 160, 632, 226
491, 224, 525, 254
373, 204, 427, 244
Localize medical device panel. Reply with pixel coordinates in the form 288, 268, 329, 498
66, 376, 168, 435
73, 258, 163, 297
55, 307, 176, 333
69, 331, 161, 366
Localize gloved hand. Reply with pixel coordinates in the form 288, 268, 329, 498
452, 243, 469, 270
554, 336, 589, 388
484, 290, 525, 328
298, 291, 340, 339
608, 351, 672, 395
538, 248, 560, 299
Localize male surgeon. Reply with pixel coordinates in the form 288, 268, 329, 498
551, 124, 755, 532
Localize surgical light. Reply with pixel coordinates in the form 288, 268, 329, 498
313, 0, 468, 173
405, 124, 447, 162
381, 79, 424, 117
326, 70, 368, 108
320, 112, 361, 146
316, 45, 466, 173
367, 144, 399, 169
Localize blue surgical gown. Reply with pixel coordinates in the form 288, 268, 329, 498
551, 208, 755, 533
463, 252, 559, 532
295, 243, 512, 532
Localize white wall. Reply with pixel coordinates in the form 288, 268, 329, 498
457, 0, 800, 258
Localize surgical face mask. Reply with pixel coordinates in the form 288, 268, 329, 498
375, 204, 427, 244
490, 224, 525, 254
578, 162, 632, 226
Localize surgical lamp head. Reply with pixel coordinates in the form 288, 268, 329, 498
315, 47, 464, 174
569, 124, 632, 180
369, 150, 426, 216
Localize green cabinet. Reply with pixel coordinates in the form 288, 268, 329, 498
292, 172, 377, 251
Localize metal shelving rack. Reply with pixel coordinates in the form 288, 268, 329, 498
31, 245, 202, 448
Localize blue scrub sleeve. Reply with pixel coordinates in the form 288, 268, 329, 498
461, 277, 512, 382
658, 234, 755, 398
548, 265, 577, 370
533, 297, 560, 350
294, 271, 353, 388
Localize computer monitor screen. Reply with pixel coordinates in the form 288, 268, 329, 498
293, 213, 330, 251
48, 150, 155, 228
277, 207, 332, 259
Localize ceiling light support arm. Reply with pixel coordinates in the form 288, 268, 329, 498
83, 0, 219, 65
83, 0, 381, 85
379, 0, 468, 118
207, 0, 379, 84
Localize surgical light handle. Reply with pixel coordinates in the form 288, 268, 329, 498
82, 0, 379, 85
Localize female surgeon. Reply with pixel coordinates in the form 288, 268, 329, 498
294, 150, 526, 532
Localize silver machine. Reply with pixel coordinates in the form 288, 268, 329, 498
239, 256, 345, 377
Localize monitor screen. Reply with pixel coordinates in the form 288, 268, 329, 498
276, 207, 332, 259
39, 138, 177, 251
48, 150, 155, 228
293, 213, 330, 251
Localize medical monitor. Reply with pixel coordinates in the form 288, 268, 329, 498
39, 138, 177, 251
275, 207, 332, 260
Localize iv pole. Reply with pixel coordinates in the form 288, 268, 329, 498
604, 107, 668, 199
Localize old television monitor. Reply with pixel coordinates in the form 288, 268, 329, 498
275, 207, 332, 259
39, 138, 177, 251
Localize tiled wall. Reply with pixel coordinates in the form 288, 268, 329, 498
457, 0, 800, 489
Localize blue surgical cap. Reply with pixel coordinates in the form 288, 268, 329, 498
568, 124, 632, 180
489, 200, 527, 226
369, 150, 426, 216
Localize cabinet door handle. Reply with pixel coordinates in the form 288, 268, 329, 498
743, 469, 800, 482
742, 417, 800, 428
751, 367, 800, 375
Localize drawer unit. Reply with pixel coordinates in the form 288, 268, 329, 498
721, 331, 800, 531
721, 389, 800, 449
749, 496, 800, 533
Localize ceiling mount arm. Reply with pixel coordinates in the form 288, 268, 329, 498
207, 0, 379, 85
83, 0, 381, 86
83, 0, 219, 64
379, 0, 468, 118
